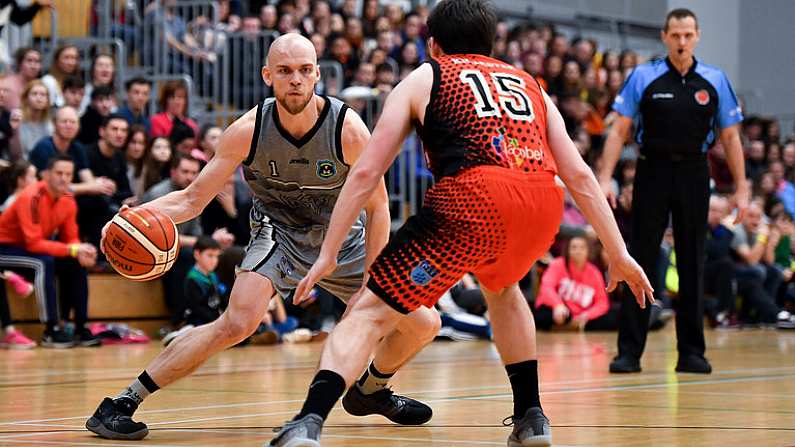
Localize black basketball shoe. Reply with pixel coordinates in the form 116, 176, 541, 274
85, 397, 149, 440
342, 385, 432, 425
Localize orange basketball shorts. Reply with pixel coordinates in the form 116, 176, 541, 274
367, 165, 564, 313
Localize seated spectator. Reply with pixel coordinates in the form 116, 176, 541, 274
534, 236, 617, 331
5, 48, 42, 110
29, 106, 115, 198
40, 44, 80, 108
0, 154, 99, 348
704, 195, 740, 327
61, 75, 86, 111
123, 125, 148, 201
139, 136, 172, 196
0, 75, 22, 163
118, 77, 152, 134
77, 85, 115, 146
201, 174, 248, 247
0, 159, 36, 212
197, 124, 222, 160
142, 153, 234, 327
730, 200, 783, 324
745, 140, 767, 181
162, 236, 226, 346
169, 119, 196, 155
83, 114, 133, 248
18, 80, 52, 158
250, 295, 300, 344
150, 80, 198, 139
79, 54, 116, 114
0, 3, 47, 68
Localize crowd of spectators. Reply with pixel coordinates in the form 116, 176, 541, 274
0, 0, 793, 349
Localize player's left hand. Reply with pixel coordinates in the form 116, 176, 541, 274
294, 254, 337, 305
606, 252, 654, 309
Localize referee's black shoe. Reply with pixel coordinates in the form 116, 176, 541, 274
609, 355, 641, 373
675, 354, 712, 374
85, 397, 149, 440
342, 385, 432, 425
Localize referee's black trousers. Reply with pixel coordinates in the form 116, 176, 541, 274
617, 155, 710, 360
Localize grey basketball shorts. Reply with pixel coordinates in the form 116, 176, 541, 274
237, 221, 366, 303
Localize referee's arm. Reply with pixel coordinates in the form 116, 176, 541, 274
718, 124, 749, 223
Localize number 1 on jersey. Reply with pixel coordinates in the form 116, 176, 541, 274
269, 160, 279, 177
459, 70, 535, 122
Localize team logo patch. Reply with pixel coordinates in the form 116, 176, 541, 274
410, 260, 439, 286
316, 160, 336, 179
694, 89, 710, 106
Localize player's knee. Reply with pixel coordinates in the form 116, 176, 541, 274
418, 308, 442, 342
402, 307, 441, 342
216, 311, 259, 344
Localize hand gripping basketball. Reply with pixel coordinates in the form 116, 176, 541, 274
102, 206, 180, 281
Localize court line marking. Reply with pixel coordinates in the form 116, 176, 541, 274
2, 364, 795, 429
1, 370, 793, 439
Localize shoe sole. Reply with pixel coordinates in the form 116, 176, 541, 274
507, 434, 552, 446
85, 417, 149, 440
268, 439, 320, 447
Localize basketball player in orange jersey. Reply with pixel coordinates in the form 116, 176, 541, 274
268, 0, 654, 446
84, 33, 440, 440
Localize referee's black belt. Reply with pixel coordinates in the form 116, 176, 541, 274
639, 148, 707, 162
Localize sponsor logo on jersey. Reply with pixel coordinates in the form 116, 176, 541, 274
652, 92, 674, 99
410, 260, 439, 286
316, 160, 336, 179
694, 89, 710, 105
290, 158, 310, 165
491, 127, 543, 167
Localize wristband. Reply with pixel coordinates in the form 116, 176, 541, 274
69, 244, 79, 258
756, 234, 768, 244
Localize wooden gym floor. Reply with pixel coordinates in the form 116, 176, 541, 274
0, 326, 793, 446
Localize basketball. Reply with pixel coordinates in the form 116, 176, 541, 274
102, 207, 179, 281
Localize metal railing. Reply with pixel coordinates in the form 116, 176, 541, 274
213, 30, 279, 125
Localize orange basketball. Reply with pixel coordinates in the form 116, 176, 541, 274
103, 207, 179, 281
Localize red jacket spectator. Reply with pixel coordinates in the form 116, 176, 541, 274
150, 112, 199, 139
0, 180, 79, 257
535, 257, 609, 321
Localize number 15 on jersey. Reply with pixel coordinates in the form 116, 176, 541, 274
460, 70, 535, 122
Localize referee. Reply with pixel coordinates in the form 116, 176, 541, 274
598, 8, 748, 374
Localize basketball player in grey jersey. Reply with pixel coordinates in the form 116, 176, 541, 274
85, 34, 441, 441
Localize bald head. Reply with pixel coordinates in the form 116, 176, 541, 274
54, 106, 80, 141
266, 33, 317, 67
263, 33, 321, 115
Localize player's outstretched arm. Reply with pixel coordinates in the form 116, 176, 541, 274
543, 90, 654, 307
340, 109, 391, 274
142, 109, 255, 224
294, 64, 432, 304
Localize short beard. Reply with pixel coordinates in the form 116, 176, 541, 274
276, 91, 313, 115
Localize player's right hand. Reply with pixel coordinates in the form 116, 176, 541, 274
294, 253, 338, 305
606, 252, 654, 309
599, 178, 617, 209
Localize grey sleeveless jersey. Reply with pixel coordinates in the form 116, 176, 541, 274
242, 96, 365, 249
